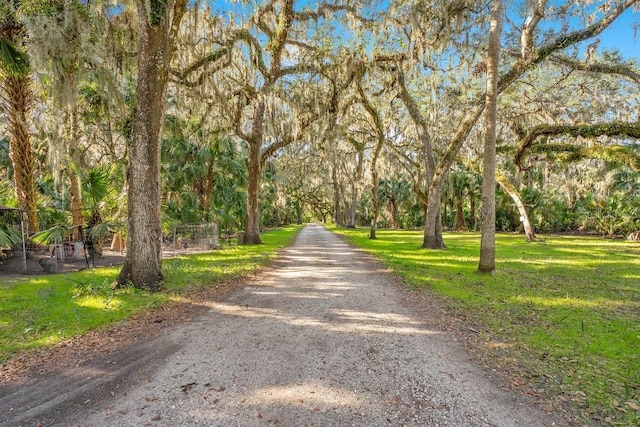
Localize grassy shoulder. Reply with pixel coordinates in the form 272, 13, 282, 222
0, 225, 301, 365
334, 227, 639, 426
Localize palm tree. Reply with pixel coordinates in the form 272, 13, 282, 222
0, 4, 39, 234
162, 117, 247, 229
82, 165, 121, 254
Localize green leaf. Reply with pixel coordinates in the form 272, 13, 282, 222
0, 37, 29, 76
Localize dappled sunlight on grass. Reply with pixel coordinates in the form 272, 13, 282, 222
75, 296, 124, 310
334, 227, 640, 425
510, 295, 636, 310
1, 226, 302, 364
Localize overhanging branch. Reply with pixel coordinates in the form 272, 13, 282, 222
515, 121, 640, 170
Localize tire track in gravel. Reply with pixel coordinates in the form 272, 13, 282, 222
1, 224, 560, 426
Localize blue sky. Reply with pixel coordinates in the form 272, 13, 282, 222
206, 0, 638, 61
599, 10, 639, 60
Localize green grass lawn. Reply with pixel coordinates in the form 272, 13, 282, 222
334, 228, 639, 426
0, 225, 300, 365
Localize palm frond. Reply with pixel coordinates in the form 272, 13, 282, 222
0, 37, 29, 76
0, 225, 22, 247
31, 225, 70, 245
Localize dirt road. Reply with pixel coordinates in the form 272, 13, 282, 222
0, 224, 558, 426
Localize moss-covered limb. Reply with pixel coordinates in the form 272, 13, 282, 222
170, 47, 230, 86
266, 0, 294, 61
169, 0, 189, 44
522, 137, 640, 171
497, 0, 636, 93
428, 1, 634, 238
515, 121, 640, 169
548, 55, 640, 84
292, 3, 355, 22
171, 26, 268, 88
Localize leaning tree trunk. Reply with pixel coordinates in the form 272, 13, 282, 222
478, 0, 503, 274
115, 0, 186, 289
4, 74, 39, 234
497, 175, 536, 242
243, 100, 265, 245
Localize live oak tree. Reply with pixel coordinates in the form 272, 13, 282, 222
172, 0, 362, 244
1, 0, 638, 280
113, 0, 188, 289
355, 67, 388, 239
419, 0, 637, 249
494, 5, 640, 236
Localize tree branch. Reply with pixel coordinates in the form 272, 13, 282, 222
432, 0, 636, 187
498, 0, 637, 93
548, 55, 640, 84
520, 0, 547, 58
515, 121, 640, 169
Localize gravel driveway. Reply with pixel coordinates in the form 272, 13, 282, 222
1, 224, 559, 426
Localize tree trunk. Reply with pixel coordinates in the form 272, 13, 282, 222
497, 175, 536, 242
369, 166, 380, 239
423, 184, 446, 248
3, 73, 39, 234
115, 0, 186, 289
356, 76, 385, 240
70, 172, 83, 240
454, 197, 466, 231
332, 162, 341, 226
368, 137, 385, 239
68, 109, 83, 242
243, 100, 265, 245
470, 196, 477, 231
347, 149, 363, 228
387, 195, 399, 229
478, 0, 503, 274
347, 197, 357, 227
395, 68, 444, 248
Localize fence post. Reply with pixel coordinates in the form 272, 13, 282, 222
20, 220, 27, 274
